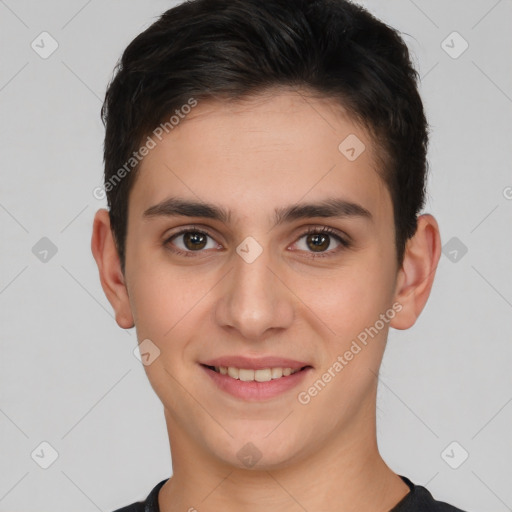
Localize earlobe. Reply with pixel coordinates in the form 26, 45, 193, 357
90, 209, 135, 329
390, 214, 442, 330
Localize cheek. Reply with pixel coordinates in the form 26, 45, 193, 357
127, 254, 221, 361
130, 271, 195, 337
291, 251, 397, 380
129, 266, 206, 402
294, 266, 389, 338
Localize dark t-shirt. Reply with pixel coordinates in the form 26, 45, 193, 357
113, 475, 468, 512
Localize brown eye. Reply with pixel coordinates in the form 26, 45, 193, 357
293, 227, 351, 258
306, 232, 331, 252
165, 228, 218, 256
182, 231, 208, 250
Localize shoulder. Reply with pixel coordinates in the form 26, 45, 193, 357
391, 475, 469, 512
112, 504, 145, 512
111, 478, 169, 512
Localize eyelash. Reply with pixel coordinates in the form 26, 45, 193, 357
163, 225, 351, 259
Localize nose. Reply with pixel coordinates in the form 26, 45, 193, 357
214, 241, 295, 341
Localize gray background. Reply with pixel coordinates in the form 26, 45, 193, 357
0, 1, 511, 511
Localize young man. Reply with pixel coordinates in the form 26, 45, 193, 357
91, 0, 467, 510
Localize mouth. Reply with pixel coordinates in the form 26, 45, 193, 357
200, 363, 313, 401
201, 364, 312, 382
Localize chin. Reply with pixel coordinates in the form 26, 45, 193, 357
209, 429, 306, 471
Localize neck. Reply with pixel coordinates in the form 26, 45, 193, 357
158, 391, 410, 512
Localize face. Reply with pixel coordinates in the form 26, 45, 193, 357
121, 90, 403, 469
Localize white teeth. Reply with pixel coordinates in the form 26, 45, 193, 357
239, 368, 254, 381
213, 366, 302, 382
227, 366, 239, 379
271, 367, 283, 379
255, 368, 272, 382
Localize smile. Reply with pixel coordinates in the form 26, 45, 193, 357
200, 363, 313, 401
206, 365, 304, 382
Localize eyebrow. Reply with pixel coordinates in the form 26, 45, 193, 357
142, 196, 373, 226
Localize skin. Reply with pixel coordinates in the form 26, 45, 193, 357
91, 89, 441, 512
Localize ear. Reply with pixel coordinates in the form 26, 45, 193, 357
390, 214, 442, 330
91, 208, 134, 329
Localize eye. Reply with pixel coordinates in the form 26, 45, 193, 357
292, 226, 351, 258
164, 227, 220, 257
163, 225, 351, 259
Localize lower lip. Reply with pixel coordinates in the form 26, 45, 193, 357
201, 365, 313, 401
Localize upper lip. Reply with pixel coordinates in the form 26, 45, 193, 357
201, 356, 312, 370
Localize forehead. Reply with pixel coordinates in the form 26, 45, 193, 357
129, 90, 391, 226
